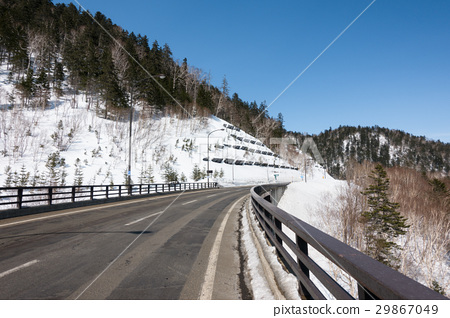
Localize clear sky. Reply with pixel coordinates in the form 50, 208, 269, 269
53, 0, 450, 142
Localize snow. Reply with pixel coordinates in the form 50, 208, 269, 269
277, 178, 344, 222
276, 175, 449, 298
241, 198, 300, 300
276, 177, 349, 299
0, 63, 301, 190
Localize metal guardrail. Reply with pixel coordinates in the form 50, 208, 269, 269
250, 183, 448, 300
0, 182, 218, 211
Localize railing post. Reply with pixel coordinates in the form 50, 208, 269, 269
17, 187, 23, 209
139, 184, 142, 195
90, 186, 94, 200
296, 235, 312, 300
48, 187, 53, 205
106, 185, 109, 199
71, 186, 76, 202
119, 185, 122, 197
274, 217, 283, 247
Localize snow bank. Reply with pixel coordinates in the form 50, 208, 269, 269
242, 199, 300, 300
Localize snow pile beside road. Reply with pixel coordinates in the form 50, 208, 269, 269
241, 199, 300, 300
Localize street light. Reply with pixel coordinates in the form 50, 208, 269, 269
128, 74, 166, 191
207, 128, 225, 186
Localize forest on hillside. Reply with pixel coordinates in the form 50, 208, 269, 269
0, 0, 284, 143
290, 126, 450, 179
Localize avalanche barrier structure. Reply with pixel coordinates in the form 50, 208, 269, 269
250, 183, 448, 300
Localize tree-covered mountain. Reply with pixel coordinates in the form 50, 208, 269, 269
0, 0, 284, 143
291, 126, 450, 179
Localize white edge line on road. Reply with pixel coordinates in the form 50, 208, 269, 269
207, 194, 218, 198
124, 212, 163, 226
182, 200, 197, 206
199, 195, 247, 300
0, 260, 39, 279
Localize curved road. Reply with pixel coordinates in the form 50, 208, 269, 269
0, 186, 250, 299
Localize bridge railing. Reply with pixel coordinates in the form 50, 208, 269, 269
0, 182, 217, 211
250, 183, 447, 300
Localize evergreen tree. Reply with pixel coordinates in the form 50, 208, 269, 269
73, 158, 84, 186
17, 67, 35, 105
191, 164, 203, 181
45, 151, 66, 186
53, 62, 65, 97
139, 165, 154, 184
162, 163, 178, 182
4, 166, 13, 187
361, 164, 409, 268
196, 84, 214, 112
18, 165, 30, 186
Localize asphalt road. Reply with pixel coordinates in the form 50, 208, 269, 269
0, 186, 250, 299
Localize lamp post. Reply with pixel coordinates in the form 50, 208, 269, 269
207, 129, 225, 187
128, 74, 165, 191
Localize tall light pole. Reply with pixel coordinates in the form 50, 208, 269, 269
207, 129, 225, 186
128, 74, 165, 190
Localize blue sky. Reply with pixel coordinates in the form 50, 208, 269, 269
54, 0, 450, 142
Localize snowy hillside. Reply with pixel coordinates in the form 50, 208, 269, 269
277, 179, 449, 298
0, 65, 301, 188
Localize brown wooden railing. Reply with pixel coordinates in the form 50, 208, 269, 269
250, 183, 448, 300
0, 182, 218, 211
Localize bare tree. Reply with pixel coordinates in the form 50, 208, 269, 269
215, 75, 229, 117
169, 59, 189, 92
111, 41, 129, 89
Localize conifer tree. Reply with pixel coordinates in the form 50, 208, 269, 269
191, 164, 202, 181
73, 158, 84, 186
361, 164, 409, 268
162, 163, 178, 183
18, 165, 30, 186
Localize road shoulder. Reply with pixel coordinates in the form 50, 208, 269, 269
179, 194, 248, 300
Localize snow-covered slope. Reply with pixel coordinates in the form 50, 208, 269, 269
0, 65, 301, 188
277, 178, 449, 298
